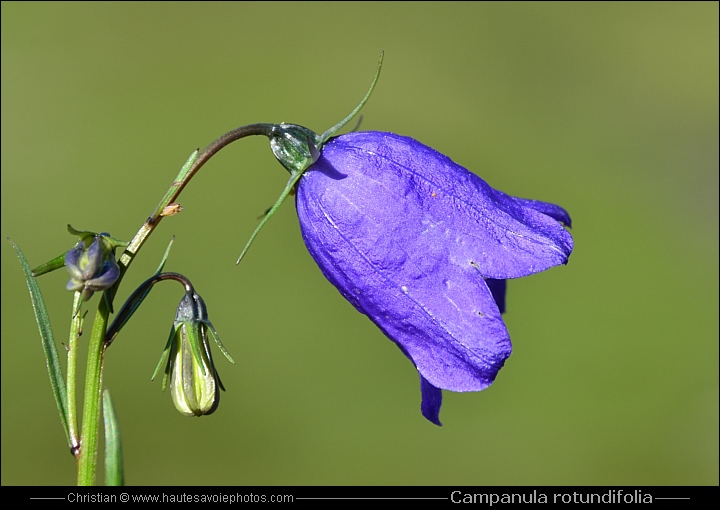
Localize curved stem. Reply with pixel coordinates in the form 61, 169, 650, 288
76, 124, 273, 485
105, 272, 194, 348
117, 123, 274, 274
156, 124, 275, 220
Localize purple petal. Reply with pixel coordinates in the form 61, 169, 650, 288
302, 132, 573, 280
296, 134, 520, 393
512, 197, 572, 228
64, 242, 85, 281
66, 278, 84, 292
82, 237, 103, 280
420, 375, 443, 426
295, 131, 574, 418
485, 278, 507, 314
85, 253, 120, 291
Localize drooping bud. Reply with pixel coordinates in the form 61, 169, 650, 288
160, 290, 233, 416
109, 271, 233, 417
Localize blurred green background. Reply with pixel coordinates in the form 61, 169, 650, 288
2, 2, 717, 486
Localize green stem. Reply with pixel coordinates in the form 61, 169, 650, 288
117, 123, 273, 273
67, 292, 82, 456
75, 123, 274, 485
77, 300, 109, 485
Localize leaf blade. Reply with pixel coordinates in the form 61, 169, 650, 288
8, 238, 71, 449
103, 389, 124, 486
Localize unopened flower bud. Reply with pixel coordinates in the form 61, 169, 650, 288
163, 291, 232, 416
65, 235, 120, 301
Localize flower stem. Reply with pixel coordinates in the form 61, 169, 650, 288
76, 123, 274, 485
77, 299, 110, 485
67, 292, 82, 457
117, 123, 274, 274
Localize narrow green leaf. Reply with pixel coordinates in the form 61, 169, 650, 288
102, 389, 124, 486
31, 252, 67, 277
156, 236, 175, 275
175, 149, 200, 183
151, 149, 200, 219
105, 236, 175, 345
8, 238, 71, 449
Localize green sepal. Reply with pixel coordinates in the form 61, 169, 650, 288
204, 320, 234, 364
67, 225, 96, 242
319, 51, 384, 145
236, 168, 307, 264
32, 227, 129, 278
67, 225, 129, 250
153, 324, 177, 390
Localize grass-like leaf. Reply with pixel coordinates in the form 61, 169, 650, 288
103, 389, 124, 486
8, 238, 71, 448
105, 236, 175, 345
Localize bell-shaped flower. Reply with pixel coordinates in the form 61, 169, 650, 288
223, 56, 571, 424
65, 235, 120, 301
294, 131, 573, 425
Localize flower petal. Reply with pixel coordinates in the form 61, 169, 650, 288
306, 132, 573, 280
65, 278, 84, 292
420, 375, 443, 426
512, 197, 572, 228
82, 237, 103, 280
64, 242, 85, 281
485, 278, 507, 314
296, 150, 513, 392
84, 253, 120, 291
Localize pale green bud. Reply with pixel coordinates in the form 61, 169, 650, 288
166, 291, 223, 416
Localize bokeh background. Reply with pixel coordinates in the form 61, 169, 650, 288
2, 2, 717, 486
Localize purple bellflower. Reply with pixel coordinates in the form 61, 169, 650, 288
294, 132, 573, 425
235, 55, 572, 424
